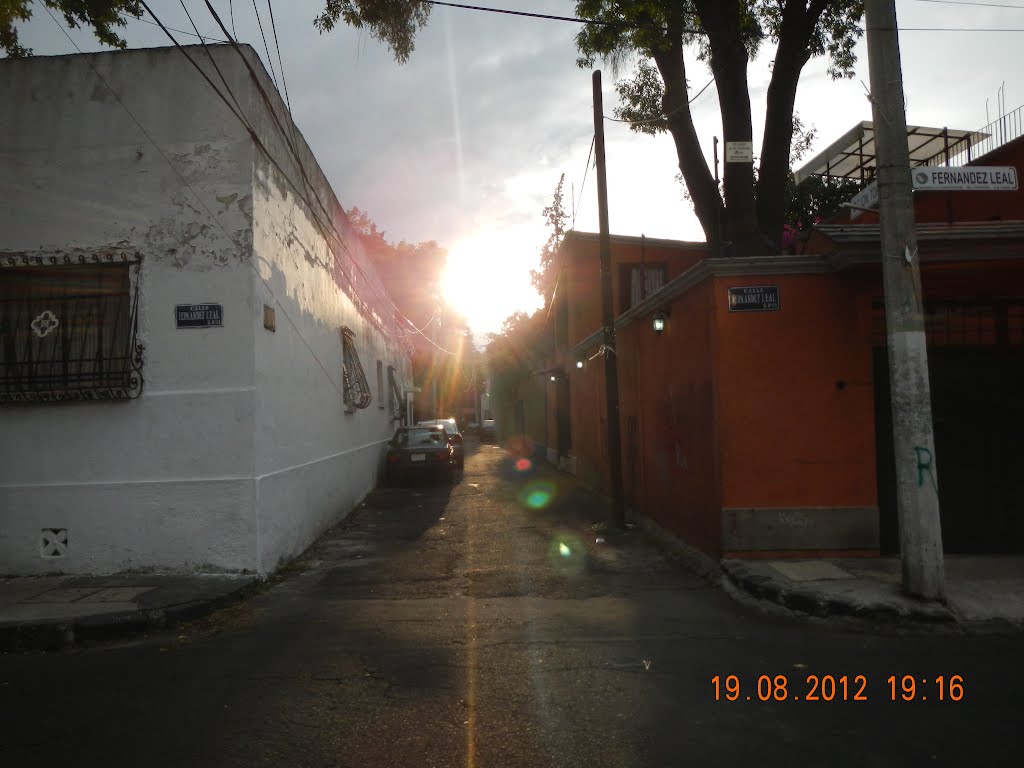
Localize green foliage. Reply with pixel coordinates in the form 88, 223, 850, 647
784, 174, 862, 230
314, 0, 430, 64
612, 60, 668, 136
486, 308, 550, 393
530, 173, 568, 302
1, 0, 142, 58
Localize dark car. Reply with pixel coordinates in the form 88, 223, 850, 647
417, 418, 464, 468
479, 419, 496, 443
385, 425, 456, 484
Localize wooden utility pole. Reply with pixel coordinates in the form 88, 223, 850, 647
592, 70, 625, 527
865, 0, 945, 599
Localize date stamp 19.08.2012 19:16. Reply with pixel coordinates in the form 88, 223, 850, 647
712, 674, 965, 702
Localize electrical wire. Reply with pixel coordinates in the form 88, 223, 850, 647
119, 11, 228, 42
604, 76, 715, 127
197, 2, 463, 357
193, 0, 457, 355
178, 0, 255, 134
250, 0, 280, 91
418, 0, 692, 31
41, 4, 351, 403
168, 1, 456, 355
266, 0, 292, 115
912, 0, 1024, 8
571, 136, 595, 229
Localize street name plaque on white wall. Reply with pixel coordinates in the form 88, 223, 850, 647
728, 286, 780, 312
176, 303, 224, 328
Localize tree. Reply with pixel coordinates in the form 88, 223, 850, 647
530, 173, 569, 303
315, 2, 864, 257
575, 1, 864, 256
1, 1, 141, 58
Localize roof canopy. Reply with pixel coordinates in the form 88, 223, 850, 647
793, 121, 988, 185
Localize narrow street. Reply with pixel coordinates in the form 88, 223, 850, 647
1, 440, 1020, 767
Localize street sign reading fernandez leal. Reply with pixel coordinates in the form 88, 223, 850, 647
176, 303, 224, 328
912, 166, 1018, 191
728, 286, 780, 313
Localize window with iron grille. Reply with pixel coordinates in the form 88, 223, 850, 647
341, 326, 372, 410
620, 264, 666, 312
0, 254, 144, 404
387, 364, 405, 422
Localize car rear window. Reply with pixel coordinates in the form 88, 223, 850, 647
395, 428, 446, 447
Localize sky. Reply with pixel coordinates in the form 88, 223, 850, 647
13, 0, 1024, 334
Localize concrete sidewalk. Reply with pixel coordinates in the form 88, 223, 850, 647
0, 572, 259, 651
722, 555, 1024, 631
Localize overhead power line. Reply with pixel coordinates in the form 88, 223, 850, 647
912, 0, 1024, 8
136, 1, 459, 356
120, 11, 228, 42
42, 4, 351, 402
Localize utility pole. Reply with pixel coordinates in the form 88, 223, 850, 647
865, 0, 945, 600
592, 70, 625, 528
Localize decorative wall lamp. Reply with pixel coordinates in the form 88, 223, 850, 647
652, 310, 669, 336
575, 360, 584, 370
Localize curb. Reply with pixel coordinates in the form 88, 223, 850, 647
720, 560, 957, 625
0, 577, 261, 653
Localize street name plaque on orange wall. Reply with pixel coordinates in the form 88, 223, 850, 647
727, 286, 780, 313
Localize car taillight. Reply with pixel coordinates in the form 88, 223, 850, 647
432, 451, 447, 461
387, 453, 400, 464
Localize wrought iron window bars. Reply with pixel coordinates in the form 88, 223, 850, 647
0, 253, 144, 403
341, 325, 372, 410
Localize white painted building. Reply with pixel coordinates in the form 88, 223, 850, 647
0, 45, 412, 576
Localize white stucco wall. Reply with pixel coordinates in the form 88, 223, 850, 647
0, 45, 411, 576
237, 47, 412, 573
0, 47, 259, 574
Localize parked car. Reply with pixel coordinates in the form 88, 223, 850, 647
385, 425, 457, 484
479, 419, 496, 443
417, 418, 464, 467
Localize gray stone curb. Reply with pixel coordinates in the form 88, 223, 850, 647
0, 577, 261, 653
721, 560, 957, 625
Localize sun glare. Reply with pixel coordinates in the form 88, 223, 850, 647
442, 234, 544, 335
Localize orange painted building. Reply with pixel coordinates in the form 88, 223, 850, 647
540, 130, 1024, 561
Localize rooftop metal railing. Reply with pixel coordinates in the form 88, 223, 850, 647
923, 105, 1023, 167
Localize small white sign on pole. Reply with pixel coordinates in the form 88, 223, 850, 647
725, 141, 753, 163
846, 180, 879, 220
912, 166, 1018, 191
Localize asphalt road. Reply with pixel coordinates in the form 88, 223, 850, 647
1, 440, 1020, 767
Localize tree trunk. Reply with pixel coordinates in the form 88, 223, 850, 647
696, 0, 766, 257
651, 44, 722, 245
757, 49, 804, 250
757, 0, 820, 251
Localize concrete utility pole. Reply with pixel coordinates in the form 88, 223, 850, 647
865, 0, 945, 599
592, 70, 625, 528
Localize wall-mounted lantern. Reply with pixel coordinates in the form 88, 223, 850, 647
652, 311, 668, 335
576, 360, 584, 369
550, 374, 557, 382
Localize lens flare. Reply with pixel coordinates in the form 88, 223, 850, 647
518, 481, 556, 510
514, 458, 532, 472
547, 533, 585, 574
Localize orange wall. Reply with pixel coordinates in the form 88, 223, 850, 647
567, 349, 609, 491
563, 235, 707, 348
617, 280, 720, 553
714, 274, 877, 510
